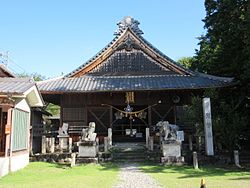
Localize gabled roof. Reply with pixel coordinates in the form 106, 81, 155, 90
0, 78, 34, 94
65, 16, 192, 77
0, 77, 44, 107
38, 16, 233, 93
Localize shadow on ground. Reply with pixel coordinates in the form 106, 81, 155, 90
138, 162, 250, 179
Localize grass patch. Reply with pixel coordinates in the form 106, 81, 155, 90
140, 164, 250, 188
0, 162, 119, 188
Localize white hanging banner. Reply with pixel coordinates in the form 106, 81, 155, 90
203, 98, 214, 156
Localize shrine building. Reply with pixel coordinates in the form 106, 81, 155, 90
37, 16, 233, 142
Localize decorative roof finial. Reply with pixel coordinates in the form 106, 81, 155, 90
114, 16, 144, 36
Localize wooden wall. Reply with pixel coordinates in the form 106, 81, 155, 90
60, 90, 194, 137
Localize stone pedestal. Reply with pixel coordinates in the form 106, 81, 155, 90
78, 141, 97, 157
46, 137, 55, 153
162, 141, 181, 157
161, 140, 184, 164
58, 135, 69, 151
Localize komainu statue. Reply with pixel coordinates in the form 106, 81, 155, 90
58, 123, 68, 136
156, 121, 179, 141
81, 122, 97, 142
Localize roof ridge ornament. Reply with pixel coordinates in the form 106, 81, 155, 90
114, 16, 144, 36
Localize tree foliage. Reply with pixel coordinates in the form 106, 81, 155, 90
45, 103, 60, 116
16, 72, 45, 81
191, 0, 250, 152
177, 57, 195, 69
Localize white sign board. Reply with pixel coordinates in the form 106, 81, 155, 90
177, 131, 184, 141
203, 98, 214, 156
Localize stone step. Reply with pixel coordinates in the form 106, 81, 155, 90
113, 150, 146, 154
76, 157, 98, 164
111, 142, 148, 162
113, 158, 147, 162
112, 150, 146, 154
113, 152, 146, 158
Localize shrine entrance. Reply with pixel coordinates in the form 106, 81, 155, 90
111, 105, 148, 142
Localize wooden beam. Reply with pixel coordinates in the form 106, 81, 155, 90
88, 108, 108, 130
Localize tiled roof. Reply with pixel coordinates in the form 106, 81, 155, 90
65, 17, 192, 78
37, 74, 233, 93
0, 78, 35, 94
0, 64, 16, 78
45, 16, 234, 93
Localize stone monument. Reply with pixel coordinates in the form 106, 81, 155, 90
77, 122, 98, 157
156, 121, 184, 164
57, 123, 69, 151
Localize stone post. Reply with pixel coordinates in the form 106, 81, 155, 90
149, 136, 154, 151
104, 137, 108, 152
41, 135, 46, 154
193, 151, 198, 169
68, 137, 72, 153
96, 137, 99, 153
146, 128, 149, 149
234, 150, 240, 167
71, 153, 76, 167
188, 135, 193, 151
50, 138, 55, 153
46, 138, 50, 153
203, 98, 214, 156
108, 128, 112, 149
59, 137, 64, 153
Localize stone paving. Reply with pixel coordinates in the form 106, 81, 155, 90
113, 163, 163, 188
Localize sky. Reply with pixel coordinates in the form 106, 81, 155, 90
0, 0, 206, 79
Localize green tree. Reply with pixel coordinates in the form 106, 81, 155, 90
177, 57, 195, 69
16, 72, 45, 81
45, 103, 60, 116
193, 0, 250, 152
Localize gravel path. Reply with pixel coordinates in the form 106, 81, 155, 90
113, 163, 163, 188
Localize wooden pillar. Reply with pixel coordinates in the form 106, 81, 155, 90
5, 108, 12, 157
146, 128, 149, 149
60, 95, 63, 127
109, 106, 113, 128
149, 136, 154, 151
189, 135, 193, 151
148, 106, 152, 127
173, 105, 177, 124
85, 106, 88, 127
